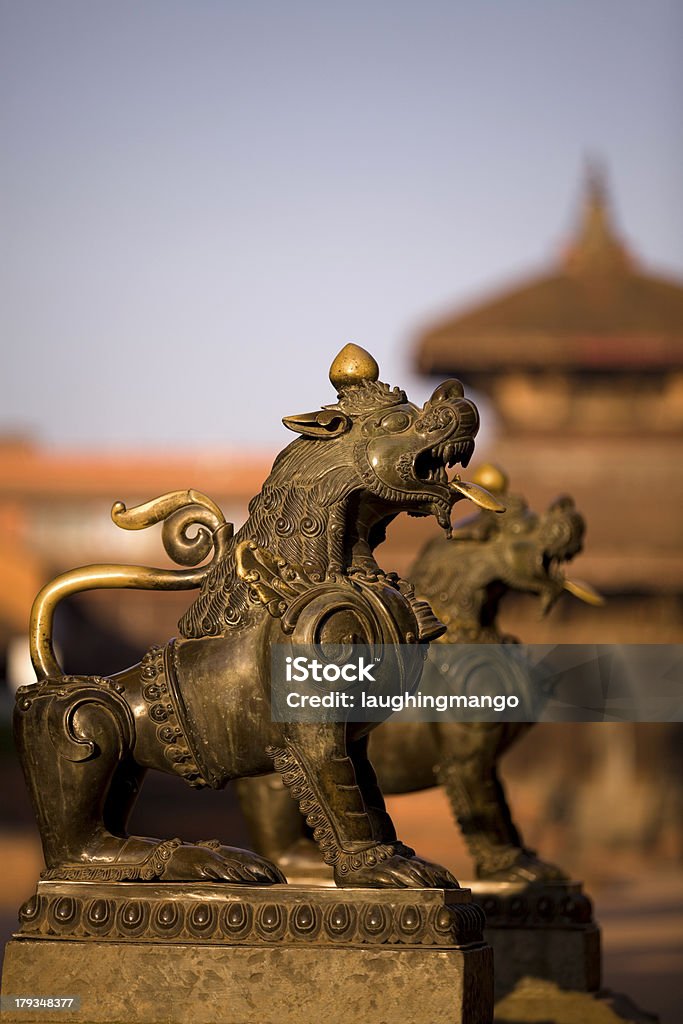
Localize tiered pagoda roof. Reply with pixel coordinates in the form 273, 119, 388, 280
415, 170, 683, 376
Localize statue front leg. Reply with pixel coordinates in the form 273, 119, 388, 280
436, 721, 567, 882
269, 723, 459, 889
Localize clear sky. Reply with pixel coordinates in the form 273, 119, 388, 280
2, 0, 682, 450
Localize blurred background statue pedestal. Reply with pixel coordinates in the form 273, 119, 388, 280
468, 879, 600, 998
2, 880, 494, 1024
466, 879, 658, 1023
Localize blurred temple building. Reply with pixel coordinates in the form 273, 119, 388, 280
414, 167, 683, 644
0, 442, 268, 687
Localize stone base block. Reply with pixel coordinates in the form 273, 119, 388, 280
466, 880, 600, 1000
1, 881, 494, 1024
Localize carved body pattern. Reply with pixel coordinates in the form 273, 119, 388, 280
16, 345, 502, 889
236, 467, 602, 883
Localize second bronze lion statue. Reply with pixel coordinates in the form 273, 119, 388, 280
236, 465, 602, 882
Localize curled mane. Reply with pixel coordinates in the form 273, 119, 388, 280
178, 437, 360, 638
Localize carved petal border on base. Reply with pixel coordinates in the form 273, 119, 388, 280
470, 882, 595, 930
16, 889, 486, 949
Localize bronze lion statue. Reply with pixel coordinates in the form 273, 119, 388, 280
235, 465, 602, 883
15, 344, 503, 890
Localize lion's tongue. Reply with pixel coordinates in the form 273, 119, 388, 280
449, 478, 506, 513
563, 578, 605, 606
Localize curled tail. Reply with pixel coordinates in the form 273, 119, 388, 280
29, 490, 233, 679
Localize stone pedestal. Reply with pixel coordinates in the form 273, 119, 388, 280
467, 880, 600, 1000
1, 881, 494, 1024
466, 880, 658, 1024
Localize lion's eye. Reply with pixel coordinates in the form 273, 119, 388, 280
381, 411, 411, 432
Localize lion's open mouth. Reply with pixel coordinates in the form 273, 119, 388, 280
542, 553, 566, 579
540, 550, 604, 607
541, 546, 582, 579
414, 437, 475, 483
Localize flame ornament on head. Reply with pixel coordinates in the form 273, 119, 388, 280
327, 344, 407, 415
329, 343, 380, 393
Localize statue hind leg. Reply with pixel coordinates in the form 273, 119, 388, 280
14, 677, 178, 879
14, 676, 284, 884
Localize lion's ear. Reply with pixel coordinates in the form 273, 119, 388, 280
282, 409, 352, 439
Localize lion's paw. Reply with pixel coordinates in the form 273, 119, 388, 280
335, 846, 459, 889
477, 848, 568, 884
161, 841, 285, 884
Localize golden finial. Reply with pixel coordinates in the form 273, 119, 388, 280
329, 344, 380, 392
470, 463, 509, 494
562, 159, 631, 274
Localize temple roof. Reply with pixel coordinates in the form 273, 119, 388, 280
415, 169, 683, 375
